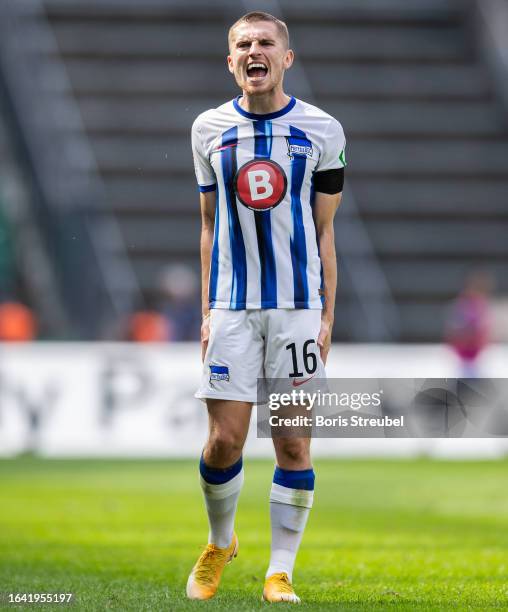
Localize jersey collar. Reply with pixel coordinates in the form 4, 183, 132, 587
233, 95, 296, 120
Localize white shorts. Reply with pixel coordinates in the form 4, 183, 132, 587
196, 309, 326, 403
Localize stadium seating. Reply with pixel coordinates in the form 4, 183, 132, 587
40, 0, 508, 340
0, 108, 20, 299
0, 89, 75, 338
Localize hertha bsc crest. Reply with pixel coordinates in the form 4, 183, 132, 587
209, 364, 230, 382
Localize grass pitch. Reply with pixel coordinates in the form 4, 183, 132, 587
1, 457, 508, 611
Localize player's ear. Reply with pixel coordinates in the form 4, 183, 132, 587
284, 49, 294, 70
227, 54, 235, 74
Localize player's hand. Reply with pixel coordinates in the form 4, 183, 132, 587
201, 313, 211, 362
317, 315, 333, 365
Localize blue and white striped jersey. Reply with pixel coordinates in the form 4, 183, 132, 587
192, 96, 346, 310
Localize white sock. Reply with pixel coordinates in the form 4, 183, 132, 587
266, 480, 314, 582
200, 465, 244, 549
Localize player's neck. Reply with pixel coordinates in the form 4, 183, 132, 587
239, 90, 291, 116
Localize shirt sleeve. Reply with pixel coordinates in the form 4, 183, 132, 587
315, 118, 346, 173
191, 117, 217, 192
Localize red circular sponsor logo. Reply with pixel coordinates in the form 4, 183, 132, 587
234, 159, 287, 211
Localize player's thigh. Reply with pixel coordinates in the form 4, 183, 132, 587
264, 309, 325, 382
196, 309, 264, 403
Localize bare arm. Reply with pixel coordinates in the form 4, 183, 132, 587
200, 190, 216, 360
313, 191, 342, 364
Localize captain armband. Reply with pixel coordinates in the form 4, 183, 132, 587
313, 168, 344, 195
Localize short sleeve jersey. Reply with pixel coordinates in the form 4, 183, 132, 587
191, 96, 346, 310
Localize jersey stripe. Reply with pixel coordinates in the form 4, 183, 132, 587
253, 120, 277, 308
289, 125, 309, 308
209, 183, 220, 305
221, 126, 247, 308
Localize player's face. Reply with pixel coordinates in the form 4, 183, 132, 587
227, 21, 294, 96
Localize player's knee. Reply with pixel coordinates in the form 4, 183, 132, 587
277, 439, 310, 465
206, 431, 243, 466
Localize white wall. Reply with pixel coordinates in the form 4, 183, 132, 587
0, 343, 506, 458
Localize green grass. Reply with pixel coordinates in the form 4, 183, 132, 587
1, 458, 508, 611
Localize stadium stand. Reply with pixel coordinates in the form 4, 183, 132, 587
0, 0, 142, 338
0, 112, 18, 300
4, 0, 508, 340
0, 98, 72, 337
0, 203, 15, 300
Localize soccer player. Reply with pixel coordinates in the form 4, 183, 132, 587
187, 11, 345, 603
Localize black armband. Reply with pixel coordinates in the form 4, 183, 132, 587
313, 167, 344, 194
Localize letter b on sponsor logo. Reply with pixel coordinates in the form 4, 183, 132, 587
248, 170, 274, 201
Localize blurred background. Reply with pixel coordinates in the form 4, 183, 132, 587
0, 0, 507, 457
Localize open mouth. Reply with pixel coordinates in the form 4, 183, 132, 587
246, 62, 268, 79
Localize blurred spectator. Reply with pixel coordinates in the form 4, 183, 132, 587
445, 270, 494, 377
0, 301, 37, 341
124, 264, 200, 342
126, 309, 169, 343
158, 264, 200, 341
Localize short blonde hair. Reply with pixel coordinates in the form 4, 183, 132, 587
228, 11, 289, 50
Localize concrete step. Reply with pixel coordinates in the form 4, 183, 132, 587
104, 176, 196, 213
45, 0, 233, 21
352, 178, 508, 215
367, 220, 508, 255
59, 58, 237, 97
74, 98, 504, 138
49, 22, 468, 63
279, 0, 463, 23
120, 216, 201, 255
88, 134, 508, 175
328, 101, 504, 137
396, 302, 449, 342
125, 247, 507, 299
348, 139, 508, 176
45, 0, 462, 25
0, 120, 11, 158
306, 63, 490, 100
117, 215, 508, 258
91, 135, 193, 173
104, 176, 508, 220
55, 59, 490, 100
382, 259, 508, 298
